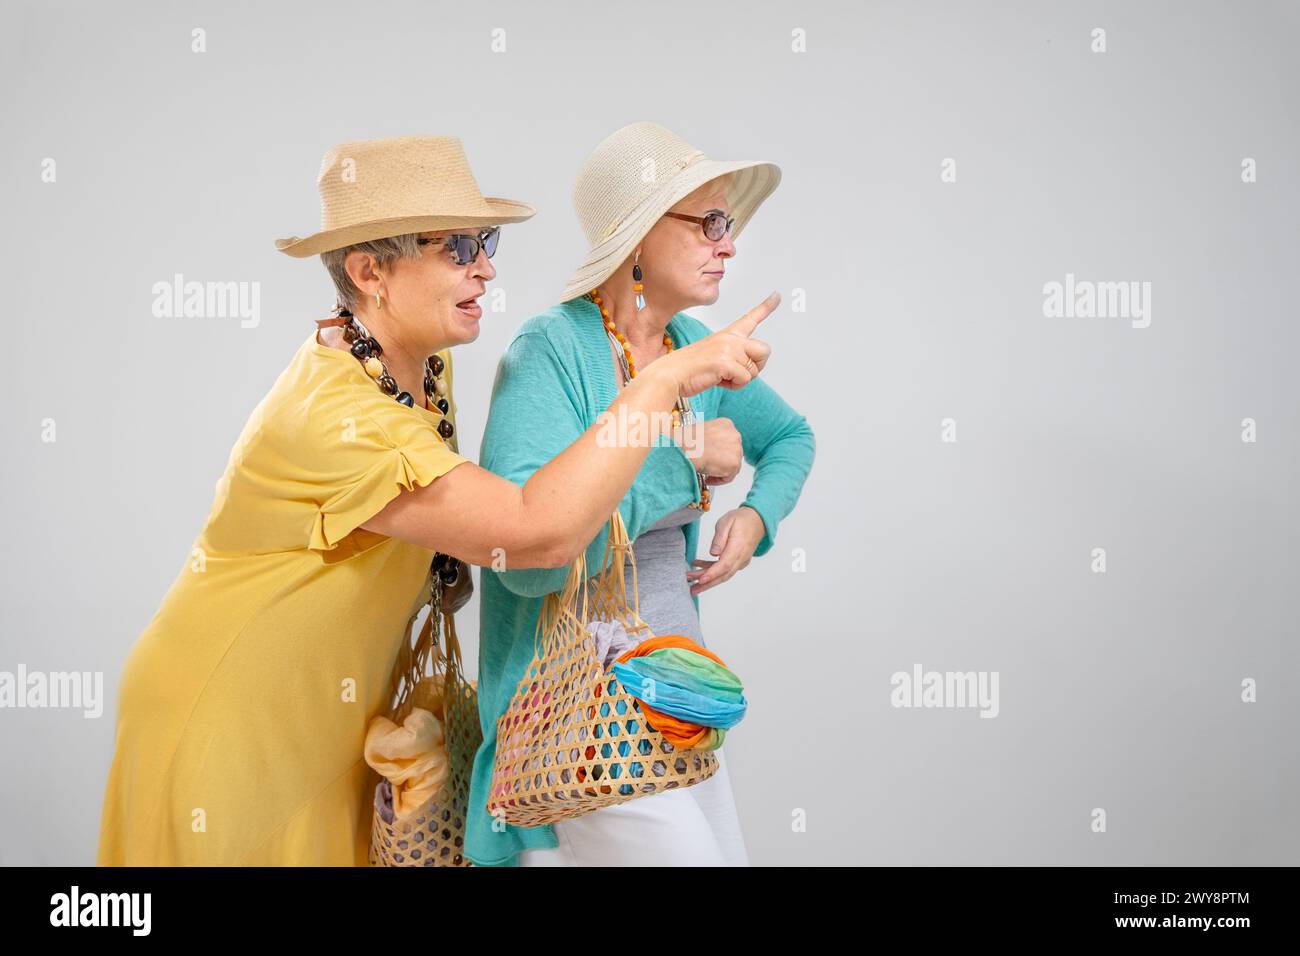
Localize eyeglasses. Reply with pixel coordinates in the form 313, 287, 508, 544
417, 227, 500, 265
663, 209, 735, 242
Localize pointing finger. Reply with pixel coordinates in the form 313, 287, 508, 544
723, 291, 781, 338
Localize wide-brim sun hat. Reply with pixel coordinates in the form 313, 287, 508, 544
276, 135, 535, 258
560, 121, 781, 302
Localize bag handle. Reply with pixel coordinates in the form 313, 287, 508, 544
388, 576, 465, 723
532, 510, 652, 662
591, 510, 646, 632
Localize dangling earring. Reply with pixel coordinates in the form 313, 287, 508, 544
375, 290, 383, 311
632, 251, 645, 312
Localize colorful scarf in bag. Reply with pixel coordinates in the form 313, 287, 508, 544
608, 634, 747, 750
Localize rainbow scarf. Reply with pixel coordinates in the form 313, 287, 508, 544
609, 634, 747, 751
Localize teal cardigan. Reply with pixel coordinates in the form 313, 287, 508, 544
466, 295, 816, 866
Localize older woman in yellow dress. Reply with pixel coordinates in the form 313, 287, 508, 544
96, 135, 780, 866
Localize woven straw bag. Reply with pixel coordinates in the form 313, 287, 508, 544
487, 510, 719, 826
369, 579, 482, 867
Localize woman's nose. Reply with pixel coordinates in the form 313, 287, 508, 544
714, 233, 736, 258
471, 247, 496, 280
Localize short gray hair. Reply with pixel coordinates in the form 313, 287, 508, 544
320, 233, 423, 311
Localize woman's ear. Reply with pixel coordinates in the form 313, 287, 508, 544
344, 250, 380, 297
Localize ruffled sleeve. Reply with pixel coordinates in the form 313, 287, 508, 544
306, 391, 469, 556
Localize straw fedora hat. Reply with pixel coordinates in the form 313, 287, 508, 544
275, 135, 535, 258
560, 122, 781, 302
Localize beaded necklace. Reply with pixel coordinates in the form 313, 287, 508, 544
320, 308, 455, 442
588, 290, 711, 511
315, 309, 463, 594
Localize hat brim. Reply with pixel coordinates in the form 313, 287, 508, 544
559, 159, 781, 302
275, 197, 536, 258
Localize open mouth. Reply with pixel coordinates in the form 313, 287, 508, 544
455, 296, 483, 318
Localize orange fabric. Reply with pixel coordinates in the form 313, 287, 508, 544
614, 634, 728, 747
612, 633, 727, 668
635, 701, 713, 748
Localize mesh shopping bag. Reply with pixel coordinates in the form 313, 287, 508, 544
486, 510, 718, 827
369, 578, 482, 867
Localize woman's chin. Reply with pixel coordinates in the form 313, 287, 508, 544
694, 282, 723, 306
457, 316, 482, 344
443, 309, 482, 345
454, 304, 480, 338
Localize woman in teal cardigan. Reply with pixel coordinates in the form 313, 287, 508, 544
467, 123, 816, 866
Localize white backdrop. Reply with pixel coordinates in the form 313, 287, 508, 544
1, 0, 1297, 865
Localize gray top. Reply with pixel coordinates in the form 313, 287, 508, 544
614, 504, 706, 647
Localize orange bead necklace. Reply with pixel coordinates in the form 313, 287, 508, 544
589, 290, 711, 511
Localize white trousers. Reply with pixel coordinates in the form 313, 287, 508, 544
518, 747, 750, 866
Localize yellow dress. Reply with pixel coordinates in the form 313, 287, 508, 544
97, 330, 468, 866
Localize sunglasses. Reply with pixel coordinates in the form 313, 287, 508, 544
663, 209, 735, 242
417, 226, 500, 265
